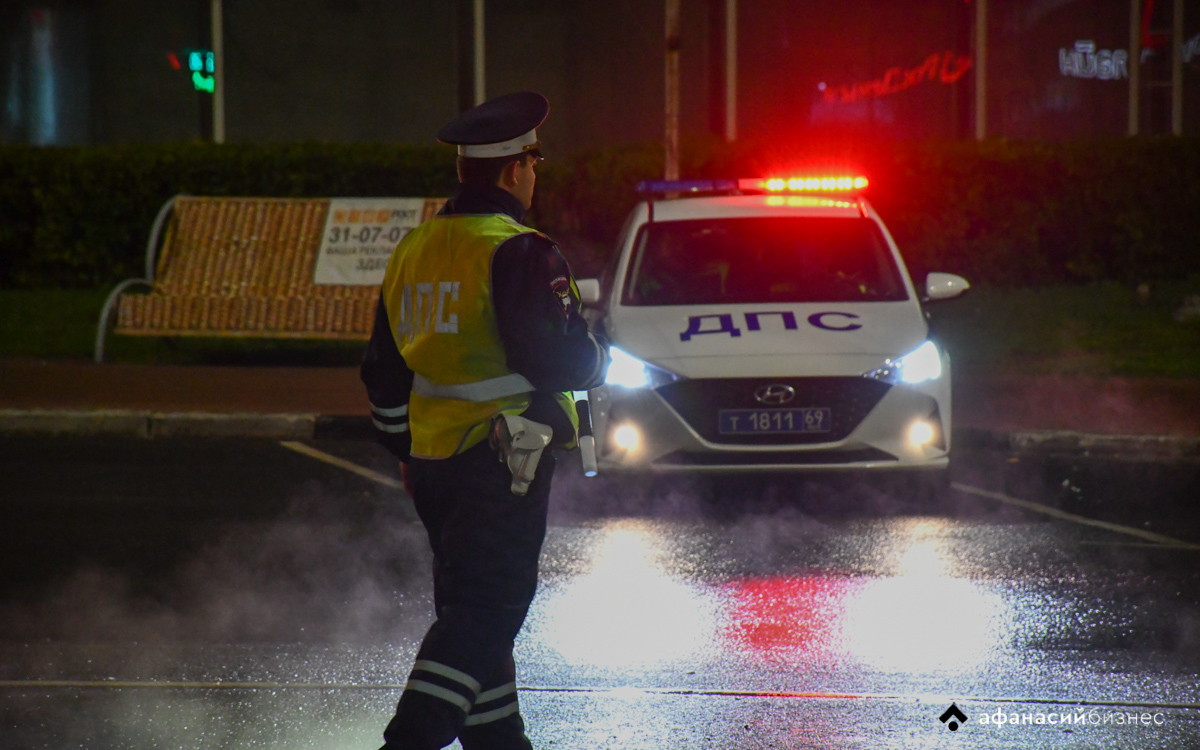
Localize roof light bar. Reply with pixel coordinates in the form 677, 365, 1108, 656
636, 179, 738, 194
635, 176, 869, 196
740, 176, 868, 192
765, 196, 856, 209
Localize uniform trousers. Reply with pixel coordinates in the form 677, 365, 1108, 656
381, 438, 555, 750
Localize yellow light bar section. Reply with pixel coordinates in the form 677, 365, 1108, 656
765, 196, 856, 208
739, 176, 868, 193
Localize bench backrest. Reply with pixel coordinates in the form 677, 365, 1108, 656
116, 196, 445, 338
157, 197, 333, 300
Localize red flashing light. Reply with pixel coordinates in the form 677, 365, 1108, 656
740, 176, 868, 193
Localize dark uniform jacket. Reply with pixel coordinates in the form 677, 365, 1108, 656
360, 182, 609, 460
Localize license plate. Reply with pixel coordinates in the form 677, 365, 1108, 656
718, 408, 832, 434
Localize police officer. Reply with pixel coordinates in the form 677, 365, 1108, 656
360, 91, 609, 750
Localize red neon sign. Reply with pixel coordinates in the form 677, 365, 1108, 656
822, 51, 972, 104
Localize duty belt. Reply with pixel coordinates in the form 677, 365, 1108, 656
411, 372, 535, 402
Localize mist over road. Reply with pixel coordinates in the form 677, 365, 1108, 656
1, 436, 1198, 749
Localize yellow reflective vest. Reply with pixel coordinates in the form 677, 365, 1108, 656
381, 212, 578, 459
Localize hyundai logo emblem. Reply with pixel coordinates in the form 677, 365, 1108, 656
754, 384, 795, 405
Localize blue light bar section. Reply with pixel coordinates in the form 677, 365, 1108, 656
635, 179, 739, 194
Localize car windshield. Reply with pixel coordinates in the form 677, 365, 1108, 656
621, 216, 909, 306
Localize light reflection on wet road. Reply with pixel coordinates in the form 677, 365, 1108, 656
522, 514, 1198, 705
1, 436, 1198, 748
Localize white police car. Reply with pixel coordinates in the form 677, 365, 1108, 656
575, 176, 969, 473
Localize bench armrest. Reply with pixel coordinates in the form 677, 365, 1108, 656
94, 278, 153, 363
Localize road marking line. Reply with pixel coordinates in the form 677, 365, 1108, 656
1, 681, 1196, 711
0, 681, 405, 690
951, 482, 1200, 550
278, 441, 402, 490
526, 687, 1200, 711
1077, 540, 1200, 549
651, 691, 1200, 710
277, 448, 1197, 550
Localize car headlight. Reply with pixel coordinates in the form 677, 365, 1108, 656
605, 346, 680, 389
864, 341, 944, 384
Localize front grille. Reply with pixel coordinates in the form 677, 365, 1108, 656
655, 377, 891, 445
656, 448, 898, 466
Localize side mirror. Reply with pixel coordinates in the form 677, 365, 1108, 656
924, 272, 970, 302
576, 278, 602, 306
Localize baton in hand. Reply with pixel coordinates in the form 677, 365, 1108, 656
573, 390, 598, 477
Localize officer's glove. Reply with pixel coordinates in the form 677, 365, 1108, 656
489, 414, 554, 496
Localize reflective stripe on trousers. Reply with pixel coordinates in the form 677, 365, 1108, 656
464, 682, 519, 726
402, 659, 481, 713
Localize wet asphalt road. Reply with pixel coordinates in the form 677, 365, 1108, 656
1, 435, 1198, 749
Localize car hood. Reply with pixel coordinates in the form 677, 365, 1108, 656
605, 302, 928, 378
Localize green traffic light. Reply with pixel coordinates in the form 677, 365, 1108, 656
192, 71, 215, 93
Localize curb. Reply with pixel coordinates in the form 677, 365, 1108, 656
2, 410, 1197, 460
0, 409, 318, 440
954, 427, 1200, 461
1009, 430, 1200, 461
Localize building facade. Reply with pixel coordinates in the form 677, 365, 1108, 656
3, 0, 1197, 151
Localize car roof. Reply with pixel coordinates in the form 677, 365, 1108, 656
644, 194, 867, 221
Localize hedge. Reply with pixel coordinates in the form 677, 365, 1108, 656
0, 143, 458, 288
1, 138, 1198, 288
534, 136, 1200, 286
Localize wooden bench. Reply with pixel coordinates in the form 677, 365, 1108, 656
95, 195, 446, 362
